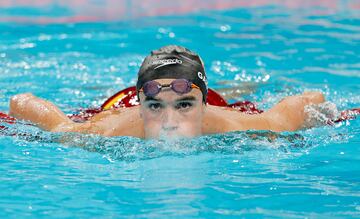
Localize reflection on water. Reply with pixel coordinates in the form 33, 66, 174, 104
0, 2, 359, 218
0, 0, 359, 23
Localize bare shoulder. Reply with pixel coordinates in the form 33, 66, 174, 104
54, 106, 144, 138
203, 91, 325, 134
202, 105, 231, 134
89, 106, 144, 137
202, 105, 269, 134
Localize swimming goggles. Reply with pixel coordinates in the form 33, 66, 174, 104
139, 79, 200, 97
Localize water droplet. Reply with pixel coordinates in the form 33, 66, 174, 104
220, 25, 231, 32
169, 32, 175, 38
158, 27, 166, 33
19, 43, 36, 49
38, 34, 51, 41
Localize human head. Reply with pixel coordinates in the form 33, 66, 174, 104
136, 45, 208, 139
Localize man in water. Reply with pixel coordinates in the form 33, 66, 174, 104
9, 45, 325, 139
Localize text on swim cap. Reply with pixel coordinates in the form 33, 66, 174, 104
153, 59, 183, 69
198, 71, 208, 86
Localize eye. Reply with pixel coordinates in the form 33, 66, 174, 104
148, 103, 163, 111
176, 102, 193, 110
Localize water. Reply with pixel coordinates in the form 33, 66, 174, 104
1, 2, 360, 218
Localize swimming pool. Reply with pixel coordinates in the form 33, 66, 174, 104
0, 1, 360, 218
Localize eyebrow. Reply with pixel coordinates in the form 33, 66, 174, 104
144, 96, 162, 102
175, 96, 197, 102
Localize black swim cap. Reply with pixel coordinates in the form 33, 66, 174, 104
136, 45, 208, 102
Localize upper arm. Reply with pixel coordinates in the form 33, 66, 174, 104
263, 91, 326, 131
203, 106, 271, 133
52, 107, 144, 138
10, 93, 74, 131
204, 92, 321, 133
51, 110, 118, 135
225, 113, 272, 132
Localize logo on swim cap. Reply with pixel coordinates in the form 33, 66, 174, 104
198, 71, 207, 85
152, 58, 183, 69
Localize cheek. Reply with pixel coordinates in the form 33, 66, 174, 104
178, 108, 204, 132
142, 110, 160, 125
141, 110, 162, 134
140, 103, 204, 138
142, 109, 161, 123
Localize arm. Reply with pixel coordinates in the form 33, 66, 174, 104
205, 91, 325, 133
263, 91, 325, 131
52, 107, 144, 138
9, 93, 144, 138
9, 93, 74, 131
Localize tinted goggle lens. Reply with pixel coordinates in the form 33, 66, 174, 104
143, 81, 161, 97
141, 79, 196, 97
171, 79, 192, 94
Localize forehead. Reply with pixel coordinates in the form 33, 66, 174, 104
141, 78, 202, 101
153, 78, 176, 84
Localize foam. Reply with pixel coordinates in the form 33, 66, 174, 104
304, 101, 340, 128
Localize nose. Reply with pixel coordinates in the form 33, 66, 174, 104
161, 108, 178, 131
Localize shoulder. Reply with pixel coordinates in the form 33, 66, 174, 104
92, 106, 144, 137
58, 106, 144, 138
203, 105, 271, 133
202, 105, 244, 134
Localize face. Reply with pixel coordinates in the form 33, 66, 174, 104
139, 79, 205, 139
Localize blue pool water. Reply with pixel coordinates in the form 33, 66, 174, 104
1, 3, 360, 218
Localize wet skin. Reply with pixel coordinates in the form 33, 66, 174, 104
138, 79, 205, 138
9, 78, 325, 139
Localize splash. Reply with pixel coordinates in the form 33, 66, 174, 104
2, 118, 357, 162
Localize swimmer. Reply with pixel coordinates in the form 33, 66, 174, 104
9, 45, 326, 139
